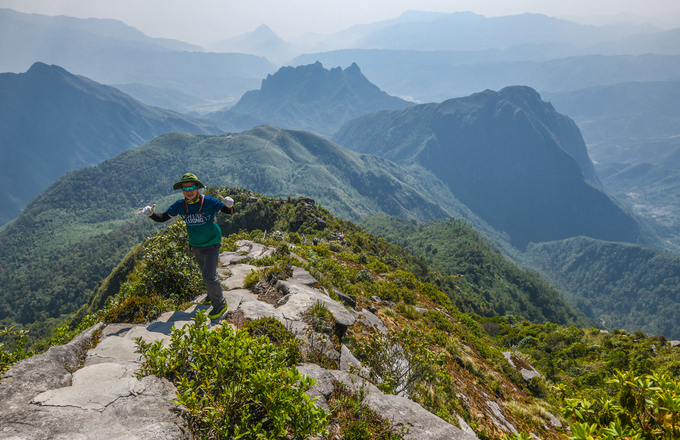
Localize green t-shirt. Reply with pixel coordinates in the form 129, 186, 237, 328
166, 195, 225, 247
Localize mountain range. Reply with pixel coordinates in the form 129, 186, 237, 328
0, 8, 275, 108
291, 51, 680, 103
5, 8, 680, 110
353, 12, 659, 52
3, 7, 680, 341
0, 62, 222, 227
203, 62, 413, 137
3, 60, 678, 339
543, 80, 680, 143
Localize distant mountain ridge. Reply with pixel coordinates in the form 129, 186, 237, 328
0, 62, 222, 226
291, 51, 680, 103
0, 8, 202, 52
208, 24, 300, 66
204, 62, 413, 137
543, 80, 680, 143
543, 81, 680, 251
333, 86, 654, 249
0, 8, 275, 103
357, 12, 660, 51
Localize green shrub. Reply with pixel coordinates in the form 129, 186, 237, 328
289, 232, 302, 244
101, 295, 168, 324
303, 301, 335, 333
99, 220, 203, 324
137, 311, 327, 439
327, 382, 407, 439
527, 376, 547, 398
354, 269, 374, 284
351, 327, 443, 396
396, 303, 419, 320
561, 370, 680, 440
0, 325, 30, 374
241, 317, 303, 366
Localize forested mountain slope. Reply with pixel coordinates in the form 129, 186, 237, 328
0, 63, 222, 226
523, 236, 680, 339
361, 213, 591, 327
0, 125, 452, 327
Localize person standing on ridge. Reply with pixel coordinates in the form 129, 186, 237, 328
138, 173, 235, 320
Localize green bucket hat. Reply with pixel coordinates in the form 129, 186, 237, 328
173, 173, 205, 190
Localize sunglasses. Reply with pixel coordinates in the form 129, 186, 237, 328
181, 185, 198, 192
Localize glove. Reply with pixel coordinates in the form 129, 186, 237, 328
138, 204, 156, 216
220, 196, 234, 208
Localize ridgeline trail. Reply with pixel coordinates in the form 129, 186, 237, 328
263, 128, 281, 150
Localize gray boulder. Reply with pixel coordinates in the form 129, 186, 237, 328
297, 363, 478, 440
0, 323, 188, 439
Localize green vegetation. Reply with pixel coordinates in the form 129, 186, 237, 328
0, 325, 30, 374
325, 382, 407, 440
0, 125, 452, 340
523, 236, 680, 339
361, 213, 591, 327
3, 187, 680, 440
492, 319, 680, 440
137, 311, 328, 440
561, 371, 680, 440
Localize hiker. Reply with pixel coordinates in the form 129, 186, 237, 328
138, 173, 235, 320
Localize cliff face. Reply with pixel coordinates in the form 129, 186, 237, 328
334, 86, 648, 249
211, 62, 413, 137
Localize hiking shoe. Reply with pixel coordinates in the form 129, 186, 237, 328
208, 303, 228, 320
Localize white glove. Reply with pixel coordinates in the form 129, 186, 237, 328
138, 204, 156, 216
220, 196, 234, 208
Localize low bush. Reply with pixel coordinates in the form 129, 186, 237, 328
327, 381, 407, 440
241, 317, 302, 366
137, 310, 327, 439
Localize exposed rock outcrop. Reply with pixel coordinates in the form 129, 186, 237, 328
1, 240, 481, 439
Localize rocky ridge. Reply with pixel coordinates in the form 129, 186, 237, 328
1, 240, 556, 439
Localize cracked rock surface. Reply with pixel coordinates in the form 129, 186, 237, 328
1, 240, 477, 440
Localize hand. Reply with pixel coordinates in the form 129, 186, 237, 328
220, 196, 234, 208
138, 204, 156, 216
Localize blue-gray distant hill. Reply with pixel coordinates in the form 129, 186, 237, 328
333, 86, 655, 249
0, 8, 275, 103
544, 80, 680, 144
208, 24, 300, 67
544, 81, 680, 252
203, 62, 413, 138
355, 12, 658, 52
0, 63, 222, 226
291, 51, 680, 103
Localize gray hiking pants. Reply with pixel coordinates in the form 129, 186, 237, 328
191, 243, 225, 309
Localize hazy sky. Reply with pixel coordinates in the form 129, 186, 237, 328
3, 0, 680, 45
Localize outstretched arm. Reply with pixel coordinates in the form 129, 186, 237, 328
138, 204, 173, 222
150, 212, 173, 222
219, 196, 235, 215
